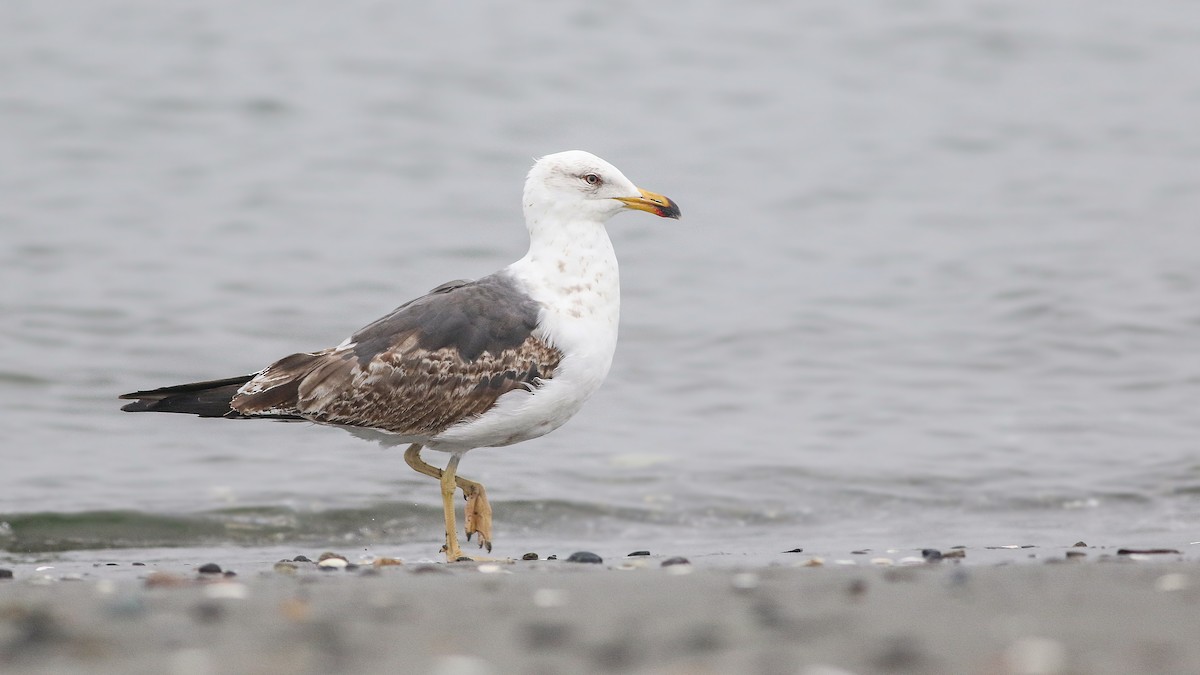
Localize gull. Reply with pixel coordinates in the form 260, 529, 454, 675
120, 150, 681, 561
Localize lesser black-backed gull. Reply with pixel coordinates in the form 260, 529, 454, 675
120, 150, 681, 561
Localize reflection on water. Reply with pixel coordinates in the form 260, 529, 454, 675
3, 0, 1200, 553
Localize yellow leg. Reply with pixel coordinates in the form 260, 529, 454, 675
440, 454, 464, 561
403, 444, 494, 558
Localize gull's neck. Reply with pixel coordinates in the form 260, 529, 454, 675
505, 211, 621, 359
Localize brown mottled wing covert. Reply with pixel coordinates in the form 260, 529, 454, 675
230, 273, 561, 436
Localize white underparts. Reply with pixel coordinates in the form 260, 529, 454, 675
427, 216, 620, 452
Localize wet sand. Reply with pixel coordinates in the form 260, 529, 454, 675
1, 546, 1197, 675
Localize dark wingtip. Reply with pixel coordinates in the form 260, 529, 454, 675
116, 375, 255, 416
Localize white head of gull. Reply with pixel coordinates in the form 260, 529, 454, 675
120, 150, 680, 562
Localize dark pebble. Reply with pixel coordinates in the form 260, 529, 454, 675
546, 555, 557, 561
874, 636, 928, 671
1117, 548, 1180, 555
293, 555, 312, 563
196, 563, 222, 575
627, 550, 651, 557
524, 621, 574, 650
105, 562, 119, 566
591, 639, 639, 671
191, 602, 223, 623
565, 551, 603, 564
1072, 541, 1088, 547
223, 571, 237, 578
921, 549, 943, 562
851, 550, 870, 555
522, 552, 539, 561
661, 556, 690, 567
0, 568, 13, 579
783, 548, 803, 553
132, 562, 145, 566
681, 625, 723, 653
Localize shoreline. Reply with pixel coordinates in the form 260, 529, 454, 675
2, 545, 1198, 674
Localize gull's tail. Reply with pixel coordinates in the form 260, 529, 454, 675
119, 375, 255, 418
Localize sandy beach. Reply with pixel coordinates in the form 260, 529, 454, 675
2, 546, 1197, 675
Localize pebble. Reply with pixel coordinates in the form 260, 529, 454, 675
627, 550, 650, 557
921, 549, 943, 561
204, 583, 248, 600
664, 563, 693, 576
802, 666, 859, 675
196, 563, 222, 575
1072, 541, 1087, 547
293, 555, 313, 563
731, 572, 759, 591
521, 552, 539, 561
532, 588, 568, 608
783, 548, 804, 553
1003, 636, 1067, 675
1117, 548, 1180, 555
565, 551, 602, 564
191, 602, 224, 623
145, 571, 190, 588
428, 654, 493, 675
0, 568, 13, 579
660, 556, 690, 567
317, 557, 349, 569
1155, 573, 1190, 592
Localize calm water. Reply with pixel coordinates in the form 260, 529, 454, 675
3, 0, 1200, 560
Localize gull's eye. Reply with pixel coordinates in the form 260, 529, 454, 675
582, 173, 602, 186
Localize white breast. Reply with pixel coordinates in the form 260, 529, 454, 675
427, 222, 620, 453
